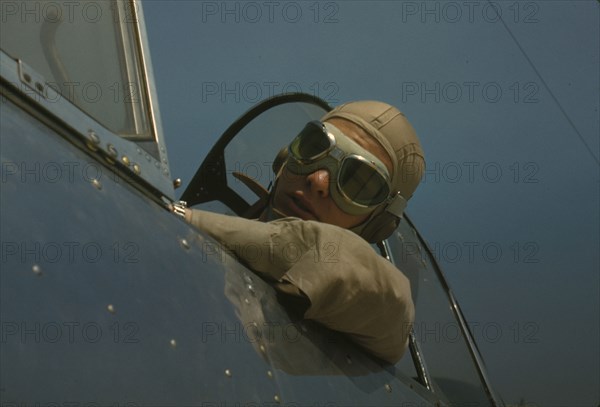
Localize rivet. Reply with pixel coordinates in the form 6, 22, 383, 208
259, 344, 266, 353
273, 395, 281, 404
384, 383, 392, 393
91, 178, 102, 190
32, 264, 42, 276
107, 143, 118, 158
88, 130, 99, 143
133, 163, 141, 175
247, 284, 256, 296
45, 7, 59, 20
224, 369, 232, 378
243, 275, 253, 283
173, 178, 182, 189
266, 370, 273, 379
244, 298, 250, 305
107, 304, 116, 314
154, 161, 161, 169
162, 168, 169, 176
121, 156, 130, 166
86, 131, 100, 151
396, 232, 404, 242
421, 258, 427, 267
180, 238, 190, 250
170, 339, 177, 348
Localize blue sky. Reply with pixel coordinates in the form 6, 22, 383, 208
143, 1, 599, 405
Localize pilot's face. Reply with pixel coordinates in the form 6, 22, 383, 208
271, 118, 393, 229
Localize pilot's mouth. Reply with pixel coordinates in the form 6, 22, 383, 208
290, 196, 317, 220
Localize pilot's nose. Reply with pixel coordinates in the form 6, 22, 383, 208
307, 169, 330, 198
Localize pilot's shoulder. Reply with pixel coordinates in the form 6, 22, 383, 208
270, 216, 369, 244
271, 217, 400, 272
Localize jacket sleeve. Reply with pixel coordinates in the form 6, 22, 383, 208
187, 209, 414, 364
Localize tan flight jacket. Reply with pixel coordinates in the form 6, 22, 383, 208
187, 209, 414, 364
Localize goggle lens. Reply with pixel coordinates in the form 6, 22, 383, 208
289, 121, 332, 161
339, 157, 390, 206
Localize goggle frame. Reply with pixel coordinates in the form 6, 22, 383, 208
285, 121, 393, 216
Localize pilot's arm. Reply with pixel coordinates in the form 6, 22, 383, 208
183, 208, 414, 364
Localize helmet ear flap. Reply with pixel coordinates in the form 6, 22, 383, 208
353, 193, 407, 243
359, 212, 401, 243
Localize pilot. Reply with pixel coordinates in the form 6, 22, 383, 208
174, 101, 425, 364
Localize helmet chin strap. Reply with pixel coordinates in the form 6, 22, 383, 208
349, 213, 373, 235
258, 167, 288, 222
259, 199, 287, 222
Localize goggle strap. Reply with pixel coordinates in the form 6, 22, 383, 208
385, 193, 407, 217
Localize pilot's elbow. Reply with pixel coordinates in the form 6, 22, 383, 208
372, 322, 413, 364
380, 299, 415, 364
384, 334, 412, 364
352, 302, 414, 365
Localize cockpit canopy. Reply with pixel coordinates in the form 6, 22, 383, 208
1, 0, 172, 197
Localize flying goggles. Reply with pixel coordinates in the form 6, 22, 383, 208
285, 121, 393, 216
